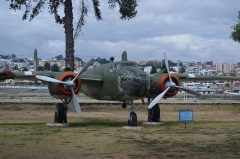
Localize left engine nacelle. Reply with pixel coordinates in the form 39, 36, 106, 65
48, 72, 81, 99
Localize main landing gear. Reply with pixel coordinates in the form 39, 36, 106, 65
147, 98, 161, 122
148, 104, 160, 122
54, 99, 69, 123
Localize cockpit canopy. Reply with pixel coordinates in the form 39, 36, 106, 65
115, 62, 138, 71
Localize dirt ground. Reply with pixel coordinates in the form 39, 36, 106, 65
0, 104, 240, 159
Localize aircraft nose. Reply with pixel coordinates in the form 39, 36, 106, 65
118, 69, 150, 97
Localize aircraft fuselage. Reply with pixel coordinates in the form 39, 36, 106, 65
80, 61, 150, 101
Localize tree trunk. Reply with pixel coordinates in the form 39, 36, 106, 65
64, 0, 74, 71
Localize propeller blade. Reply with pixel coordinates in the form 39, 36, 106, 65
178, 86, 201, 96
148, 87, 170, 109
70, 88, 81, 117
163, 53, 173, 84
72, 58, 94, 82
36, 75, 69, 85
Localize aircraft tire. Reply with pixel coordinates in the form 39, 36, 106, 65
148, 104, 160, 122
128, 112, 137, 126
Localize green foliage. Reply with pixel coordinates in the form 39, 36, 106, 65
231, 11, 240, 42
6, 0, 138, 37
150, 64, 157, 74
54, 55, 64, 60
37, 66, 44, 71
12, 58, 25, 63
44, 62, 50, 71
75, 57, 83, 62
147, 61, 161, 69
0, 54, 12, 59
13, 65, 19, 71
179, 66, 186, 73
108, 0, 138, 20
22, 67, 28, 71
51, 64, 60, 72
5, 0, 138, 70
94, 57, 110, 64
12, 53, 16, 59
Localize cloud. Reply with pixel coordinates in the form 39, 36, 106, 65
74, 34, 240, 63
1, 0, 240, 63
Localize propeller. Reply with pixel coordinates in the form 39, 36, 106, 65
70, 88, 81, 117
164, 53, 173, 85
35, 59, 94, 116
35, 75, 70, 85
177, 86, 201, 96
148, 53, 201, 109
148, 87, 170, 109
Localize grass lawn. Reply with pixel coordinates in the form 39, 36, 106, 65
0, 104, 240, 159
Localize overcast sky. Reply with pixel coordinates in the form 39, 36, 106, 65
0, 0, 240, 63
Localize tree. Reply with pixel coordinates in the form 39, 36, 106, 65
231, 11, 240, 42
37, 66, 44, 71
44, 62, 51, 71
12, 54, 16, 59
178, 61, 186, 73
94, 57, 110, 64
75, 57, 83, 62
150, 64, 157, 74
54, 55, 64, 60
22, 67, 28, 71
13, 65, 19, 71
51, 64, 60, 72
6, 0, 138, 71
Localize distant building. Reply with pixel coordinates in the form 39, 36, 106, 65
216, 63, 235, 73
39, 60, 81, 70
236, 68, 240, 77
0, 59, 8, 68
204, 61, 213, 69
144, 66, 152, 74
236, 60, 240, 68
200, 69, 217, 75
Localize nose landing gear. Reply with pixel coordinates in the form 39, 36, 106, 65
128, 112, 137, 126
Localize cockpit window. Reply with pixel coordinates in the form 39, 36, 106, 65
115, 63, 138, 70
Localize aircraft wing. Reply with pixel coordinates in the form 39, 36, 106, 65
148, 72, 240, 98
0, 70, 103, 83
0, 70, 60, 81
175, 73, 240, 81
79, 73, 103, 83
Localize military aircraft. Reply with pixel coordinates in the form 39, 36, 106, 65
1, 51, 240, 126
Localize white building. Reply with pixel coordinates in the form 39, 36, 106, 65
144, 66, 152, 74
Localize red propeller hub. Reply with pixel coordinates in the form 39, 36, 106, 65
57, 72, 81, 96
159, 74, 180, 98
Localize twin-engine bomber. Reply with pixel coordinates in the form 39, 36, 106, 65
1, 51, 240, 126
